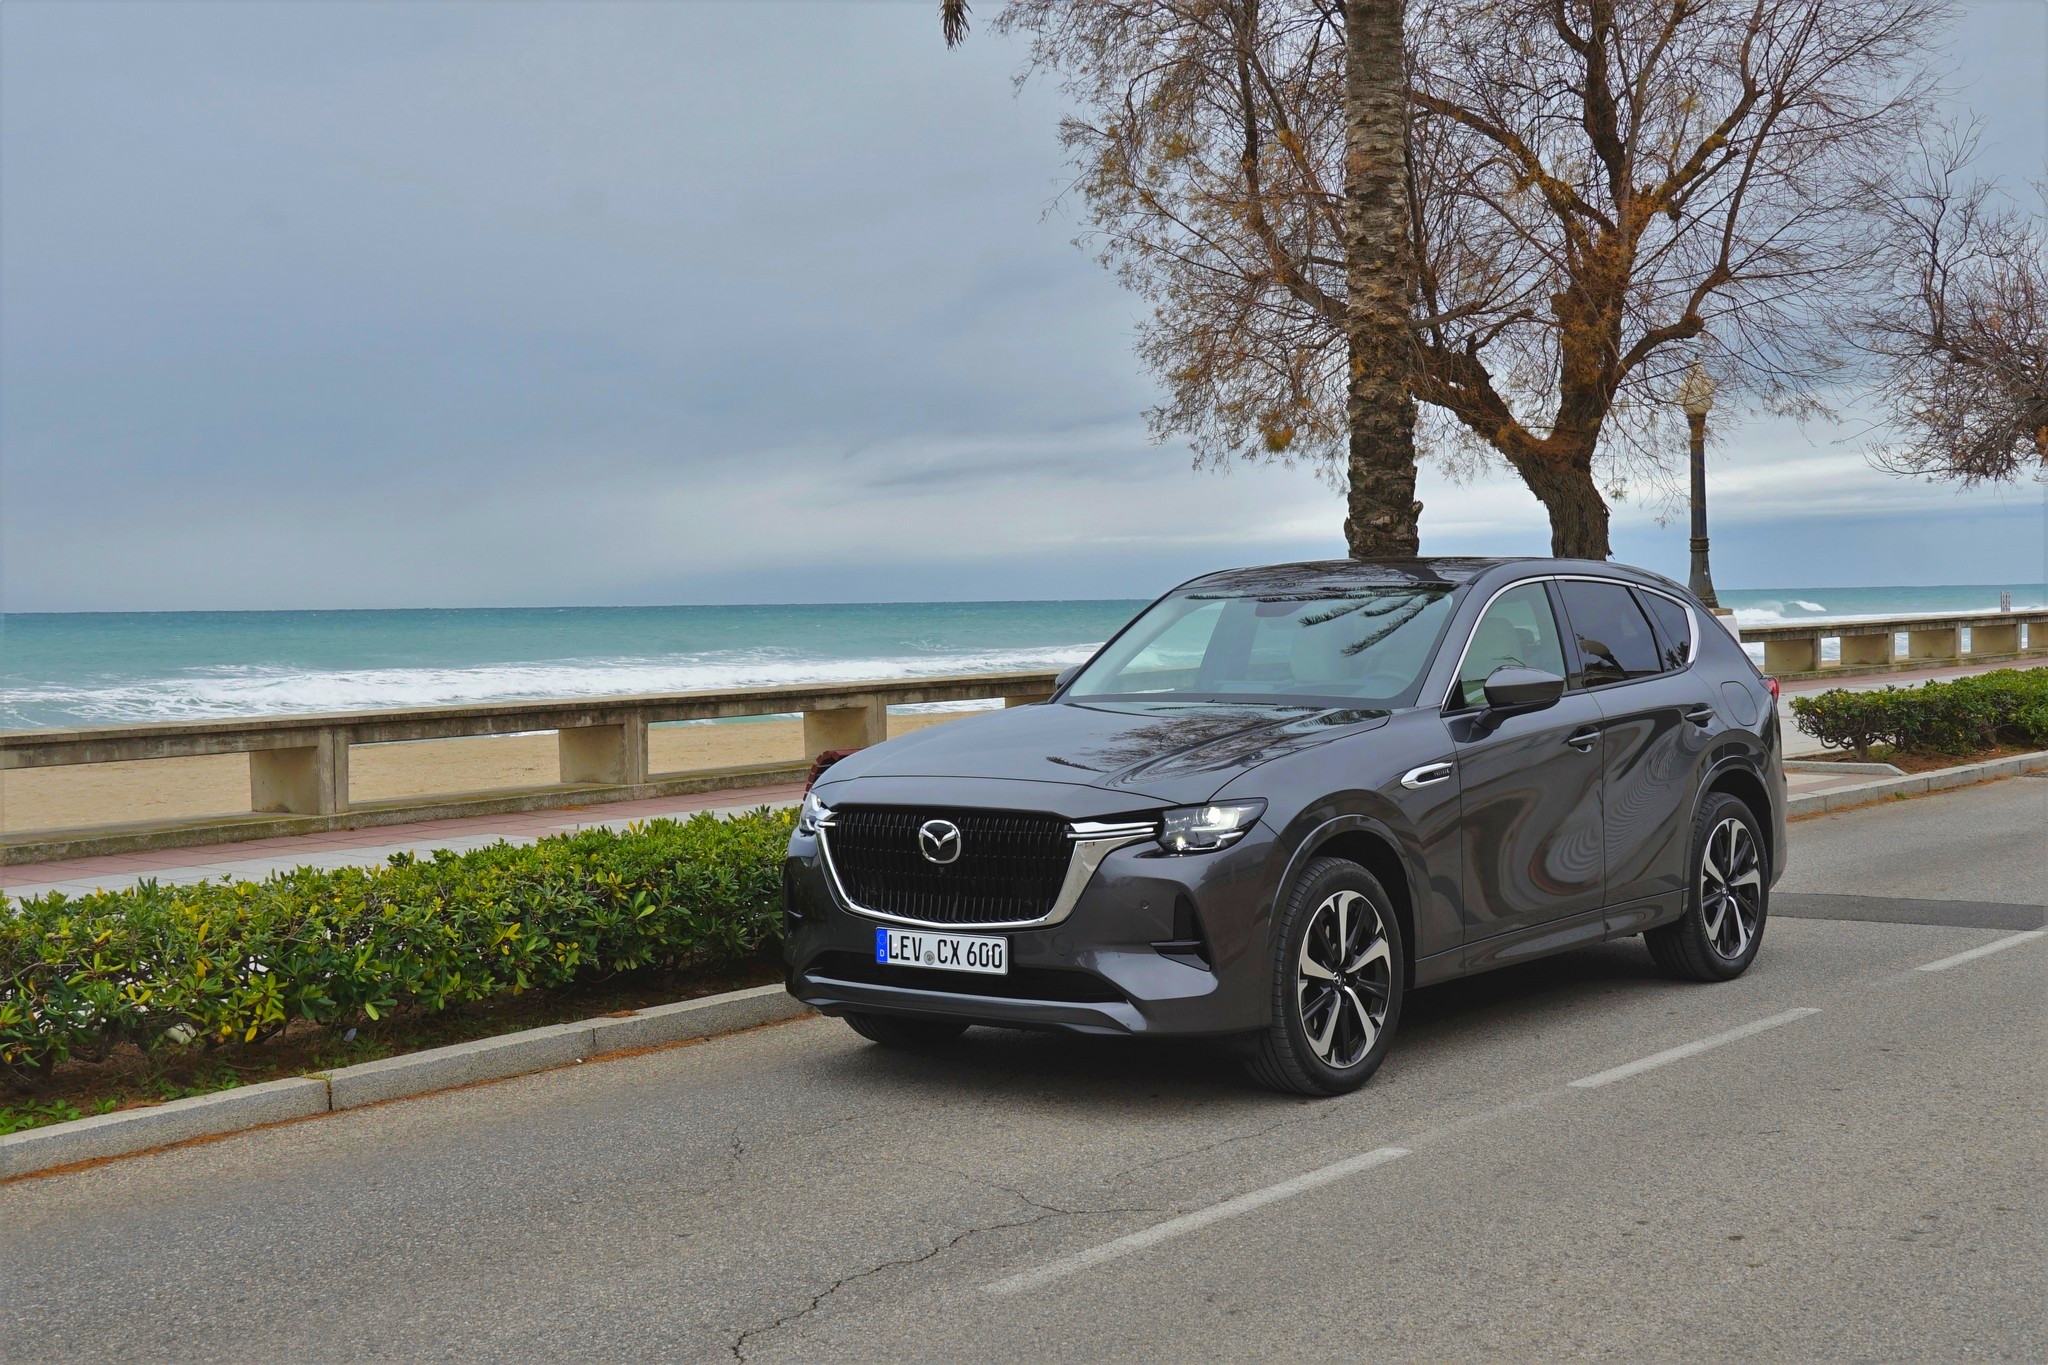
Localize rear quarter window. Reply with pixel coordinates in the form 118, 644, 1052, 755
1635, 590, 1694, 671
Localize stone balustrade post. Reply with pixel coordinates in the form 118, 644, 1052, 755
558, 714, 650, 787
802, 697, 886, 758
249, 729, 349, 815
1838, 632, 1893, 668
1763, 635, 1819, 675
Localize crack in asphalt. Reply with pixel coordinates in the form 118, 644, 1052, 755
725, 1195, 1160, 1361
1097, 1115, 1308, 1182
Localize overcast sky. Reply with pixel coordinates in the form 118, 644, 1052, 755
2, 0, 2043, 613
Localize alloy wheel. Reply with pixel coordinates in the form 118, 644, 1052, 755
1295, 889, 1393, 1069
1699, 816, 1763, 959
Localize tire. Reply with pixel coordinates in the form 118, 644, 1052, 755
1646, 792, 1769, 982
842, 1012, 969, 1047
1245, 857, 1405, 1096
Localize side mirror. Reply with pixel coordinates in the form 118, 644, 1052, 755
1053, 665, 1081, 693
1482, 665, 1565, 712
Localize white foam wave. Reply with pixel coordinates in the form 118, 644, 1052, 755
0, 644, 1102, 728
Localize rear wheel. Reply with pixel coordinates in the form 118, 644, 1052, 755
1246, 857, 1405, 1096
1646, 792, 1768, 981
842, 1012, 969, 1047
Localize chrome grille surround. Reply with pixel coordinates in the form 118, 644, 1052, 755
814, 808, 1156, 930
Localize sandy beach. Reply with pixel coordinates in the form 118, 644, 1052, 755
0, 713, 970, 833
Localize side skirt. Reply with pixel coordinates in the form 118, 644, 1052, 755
1413, 893, 1685, 987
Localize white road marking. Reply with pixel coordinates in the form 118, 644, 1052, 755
983, 1146, 1409, 1297
1914, 930, 2047, 973
1568, 1008, 1821, 1090
981, 927, 2030, 1300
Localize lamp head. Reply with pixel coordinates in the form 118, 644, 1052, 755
1678, 363, 1716, 417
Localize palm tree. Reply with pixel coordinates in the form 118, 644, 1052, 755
1337, 0, 1420, 556
941, 0, 971, 48
943, 0, 1421, 557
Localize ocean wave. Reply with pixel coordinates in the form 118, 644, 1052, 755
0, 644, 1102, 728
1729, 600, 1831, 626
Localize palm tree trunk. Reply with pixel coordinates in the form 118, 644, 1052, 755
1341, 0, 1421, 558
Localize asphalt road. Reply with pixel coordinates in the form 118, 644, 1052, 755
5, 779, 2044, 1363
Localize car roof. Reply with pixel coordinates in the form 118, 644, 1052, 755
1176, 557, 1689, 600
1178, 557, 1523, 596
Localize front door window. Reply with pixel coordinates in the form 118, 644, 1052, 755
1454, 583, 1567, 708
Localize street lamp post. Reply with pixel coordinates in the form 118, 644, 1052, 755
1678, 363, 1719, 609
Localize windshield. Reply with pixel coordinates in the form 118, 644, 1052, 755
1065, 584, 1457, 707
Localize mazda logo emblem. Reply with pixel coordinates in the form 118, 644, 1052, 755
917, 819, 962, 865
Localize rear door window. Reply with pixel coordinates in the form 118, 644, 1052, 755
1556, 580, 1663, 687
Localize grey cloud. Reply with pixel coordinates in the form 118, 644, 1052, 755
1, 1, 2041, 611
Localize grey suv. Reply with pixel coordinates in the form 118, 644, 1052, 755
783, 558, 1785, 1095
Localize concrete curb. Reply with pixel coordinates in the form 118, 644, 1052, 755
1787, 749, 2048, 816
585, 983, 801, 1052
325, 1021, 597, 1110
0, 985, 814, 1181
0, 1076, 331, 1180
1783, 758, 1905, 777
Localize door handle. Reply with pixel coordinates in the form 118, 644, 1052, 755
1684, 705, 1716, 726
1564, 728, 1599, 753
1400, 761, 1455, 789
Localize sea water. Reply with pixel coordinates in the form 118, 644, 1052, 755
3, 585, 2041, 730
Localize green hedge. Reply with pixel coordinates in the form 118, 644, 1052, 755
1790, 668, 2048, 760
0, 808, 794, 1087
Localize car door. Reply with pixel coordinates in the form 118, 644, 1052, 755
1554, 579, 1714, 911
1444, 581, 1606, 943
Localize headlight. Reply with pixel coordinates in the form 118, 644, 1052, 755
797, 790, 834, 835
1157, 799, 1266, 854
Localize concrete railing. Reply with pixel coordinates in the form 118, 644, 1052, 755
0, 671, 1061, 862
1740, 609, 2048, 679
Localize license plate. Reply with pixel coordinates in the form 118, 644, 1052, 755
876, 926, 1008, 976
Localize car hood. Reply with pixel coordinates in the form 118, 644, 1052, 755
813, 699, 1390, 806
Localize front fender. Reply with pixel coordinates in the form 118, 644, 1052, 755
1260, 785, 1465, 969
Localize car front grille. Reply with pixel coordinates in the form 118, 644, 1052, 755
824, 806, 1072, 925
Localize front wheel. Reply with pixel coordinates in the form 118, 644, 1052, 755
1245, 857, 1405, 1096
842, 1012, 969, 1048
1646, 792, 1769, 981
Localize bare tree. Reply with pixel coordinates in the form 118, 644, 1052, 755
1851, 126, 2048, 484
975, 0, 1949, 559
1407, 0, 1953, 555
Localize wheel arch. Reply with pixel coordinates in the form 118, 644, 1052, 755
1699, 759, 1775, 875
1275, 817, 1419, 989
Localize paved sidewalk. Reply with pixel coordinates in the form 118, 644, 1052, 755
0, 782, 806, 903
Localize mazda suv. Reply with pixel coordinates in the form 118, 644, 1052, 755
783, 558, 1785, 1095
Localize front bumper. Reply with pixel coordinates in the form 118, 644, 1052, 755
782, 823, 1282, 1037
